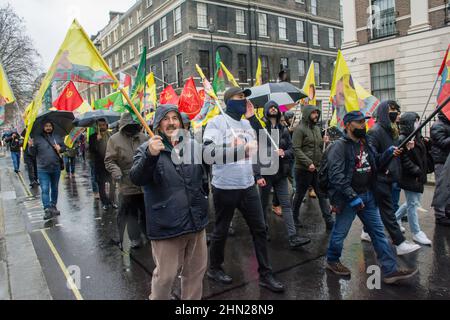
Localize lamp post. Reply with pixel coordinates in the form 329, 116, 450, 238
208, 21, 216, 81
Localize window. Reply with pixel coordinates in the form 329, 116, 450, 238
311, 0, 317, 15
114, 53, 119, 68
197, 3, 208, 29
146, 0, 153, 8
339, 0, 343, 21
314, 62, 320, 84
328, 28, 335, 48
199, 50, 210, 80
278, 17, 287, 40
160, 16, 167, 42
280, 57, 288, 70
108, 58, 113, 69
312, 24, 319, 45
258, 13, 267, 37
129, 44, 135, 60
236, 10, 245, 34
138, 38, 143, 54
122, 49, 127, 64
162, 59, 169, 84
371, 0, 396, 39
137, 10, 141, 23
261, 55, 270, 83
101, 40, 105, 51
149, 25, 155, 48
371, 60, 395, 100
298, 59, 305, 77
176, 54, 183, 87
174, 7, 182, 34
296, 20, 305, 43
113, 29, 118, 42
107, 34, 111, 46
128, 16, 133, 30
217, 6, 228, 31
237, 54, 247, 83
121, 24, 125, 36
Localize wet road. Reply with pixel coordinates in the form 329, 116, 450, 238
4, 156, 450, 300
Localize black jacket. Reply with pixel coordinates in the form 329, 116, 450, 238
367, 100, 401, 183
398, 112, 430, 193
130, 105, 208, 240
327, 134, 392, 210
6, 134, 22, 152
430, 112, 450, 164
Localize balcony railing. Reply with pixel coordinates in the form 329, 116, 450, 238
369, 8, 398, 41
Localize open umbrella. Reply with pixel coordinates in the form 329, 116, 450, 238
248, 82, 307, 108
73, 110, 121, 128
31, 110, 75, 138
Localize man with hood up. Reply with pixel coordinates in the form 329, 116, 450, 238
366, 100, 420, 255
249, 100, 311, 249
28, 121, 66, 220
292, 105, 334, 230
105, 113, 148, 249
130, 105, 209, 300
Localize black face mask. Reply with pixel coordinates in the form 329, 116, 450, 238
389, 112, 399, 123
353, 128, 366, 139
123, 125, 141, 136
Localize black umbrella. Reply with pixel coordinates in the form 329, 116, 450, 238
31, 110, 75, 137
248, 82, 307, 108
73, 110, 121, 128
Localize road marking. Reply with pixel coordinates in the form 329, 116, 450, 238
16, 172, 32, 197
40, 229, 84, 300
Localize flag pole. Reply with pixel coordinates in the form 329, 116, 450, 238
120, 87, 154, 138
419, 74, 440, 122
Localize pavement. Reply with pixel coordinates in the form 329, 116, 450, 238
0, 149, 449, 300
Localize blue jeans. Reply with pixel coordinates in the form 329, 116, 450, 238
327, 191, 398, 276
395, 190, 422, 235
11, 151, 20, 171
37, 170, 61, 209
392, 182, 401, 213
64, 156, 76, 174
89, 161, 98, 193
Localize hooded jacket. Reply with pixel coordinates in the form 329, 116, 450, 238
397, 112, 429, 193
292, 105, 323, 170
130, 105, 208, 240
104, 113, 148, 196
430, 112, 450, 164
367, 100, 401, 183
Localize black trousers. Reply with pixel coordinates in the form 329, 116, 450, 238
24, 154, 38, 183
209, 185, 272, 276
373, 181, 405, 246
96, 170, 115, 206
117, 194, 147, 243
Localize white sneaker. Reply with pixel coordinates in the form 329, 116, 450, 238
396, 241, 421, 256
361, 231, 372, 242
413, 231, 432, 246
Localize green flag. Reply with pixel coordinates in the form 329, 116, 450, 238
125, 46, 147, 120
94, 91, 125, 112
212, 52, 225, 94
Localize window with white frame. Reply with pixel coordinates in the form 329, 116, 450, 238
114, 53, 119, 68
298, 59, 305, 77
128, 16, 133, 30
312, 24, 319, 45
146, 0, 153, 8
197, 3, 207, 29
162, 59, 169, 84
138, 38, 143, 54
174, 6, 182, 34
122, 49, 127, 64
129, 44, 135, 60
296, 20, 305, 43
311, 0, 317, 15
258, 13, 267, 37
314, 61, 320, 84
107, 34, 111, 46
236, 9, 245, 34
113, 29, 118, 42
278, 17, 287, 40
328, 28, 335, 47
160, 16, 167, 42
137, 10, 141, 23
121, 24, 125, 36
149, 25, 155, 48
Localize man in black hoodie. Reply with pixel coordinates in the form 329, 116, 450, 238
367, 101, 420, 255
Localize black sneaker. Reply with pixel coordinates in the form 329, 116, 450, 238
326, 261, 351, 276
259, 273, 285, 293
383, 268, 418, 284
207, 269, 233, 284
50, 206, 61, 216
43, 208, 54, 220
289, 235, 311, 248
228, 226, 235, 236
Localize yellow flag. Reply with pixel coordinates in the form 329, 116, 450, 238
255, 58, 262, 87
0, 62, 15, 105
146, 72, 157, 108
302, 61, 316, 106
329, 50, 359, 129
23, 19, 119, 148
219, 62, 240, 87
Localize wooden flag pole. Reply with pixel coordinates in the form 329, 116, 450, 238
120, 87, 154, 138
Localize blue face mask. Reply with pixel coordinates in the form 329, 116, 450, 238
227, 99, 247, 117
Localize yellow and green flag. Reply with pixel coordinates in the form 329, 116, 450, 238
301, 61, 316, 106
94, 91, 125, 112
125, 46, 147, 118
145, 72, 157, 109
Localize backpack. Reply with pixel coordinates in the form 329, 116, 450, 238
317, 142, 335, 193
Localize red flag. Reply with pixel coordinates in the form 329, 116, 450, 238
178, 77, 202, 120
438, 45, 449, 76
53, 81, 83, 112
160, 85, 179, 105
198, 89, 206, 105
437, 45, 450, 120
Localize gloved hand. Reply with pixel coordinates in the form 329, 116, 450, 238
350, 197, 365, 211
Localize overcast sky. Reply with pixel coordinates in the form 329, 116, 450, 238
1, 0, 136, 70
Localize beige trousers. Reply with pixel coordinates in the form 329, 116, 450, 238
150, 229, 207, 300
